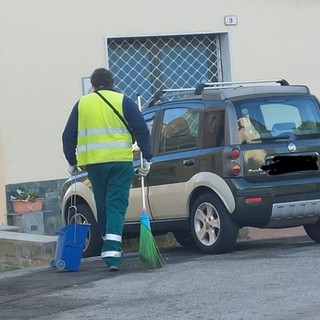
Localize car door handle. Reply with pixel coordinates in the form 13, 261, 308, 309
183, 159, 195, 167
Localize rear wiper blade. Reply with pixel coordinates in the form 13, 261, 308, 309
252, 135, 294, 142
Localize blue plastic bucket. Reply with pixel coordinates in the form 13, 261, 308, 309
51, 223, 90, 271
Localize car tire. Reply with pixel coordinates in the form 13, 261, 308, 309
68, 203, 103, 258
173, 231, 196, 247
190, 193, 239, 254
303, 220, 320, 242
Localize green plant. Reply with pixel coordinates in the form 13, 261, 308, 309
10, 187, 40, 202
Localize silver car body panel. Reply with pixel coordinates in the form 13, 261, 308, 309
126, 186, 146, 222
148, 181, 189, 220
144, 172, 235, 220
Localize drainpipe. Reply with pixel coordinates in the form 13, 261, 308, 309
0, 120, 7, 225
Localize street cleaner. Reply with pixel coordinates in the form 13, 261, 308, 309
62, 68, 152, 271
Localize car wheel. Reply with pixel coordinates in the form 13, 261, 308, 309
68, 203, 103, 258
303, 220, 320, 242
173, 231, 196, 247
190, 193, 239, 254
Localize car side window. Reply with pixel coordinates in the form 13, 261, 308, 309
159, 108, 199, 153
234, 97, 320, 143
203, 109, 225, 148
143, 112, 155, 135
133, 111, 155, 160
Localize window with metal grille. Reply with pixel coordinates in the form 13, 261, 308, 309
105, 33, 225, 105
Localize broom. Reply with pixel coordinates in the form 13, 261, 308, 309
137, 94, 165, 269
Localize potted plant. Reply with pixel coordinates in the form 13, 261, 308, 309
10, 187, 43, 214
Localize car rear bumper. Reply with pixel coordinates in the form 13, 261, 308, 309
229, 177, 320, 227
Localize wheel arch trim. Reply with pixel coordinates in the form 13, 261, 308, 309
187, 172, 235, 213
61, 182, 97, 224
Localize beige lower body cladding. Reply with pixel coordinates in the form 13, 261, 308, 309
0, 231, 57, 269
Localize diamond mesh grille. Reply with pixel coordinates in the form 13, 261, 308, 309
106, 33, 223, 104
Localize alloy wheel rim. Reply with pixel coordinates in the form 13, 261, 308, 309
194, 202, 220, 246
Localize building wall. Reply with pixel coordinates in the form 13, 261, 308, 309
0, 0, 320, 223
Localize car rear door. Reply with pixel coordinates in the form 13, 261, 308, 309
145, 102, 204, 220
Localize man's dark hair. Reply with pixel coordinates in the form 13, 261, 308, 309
90, 68, 114, 89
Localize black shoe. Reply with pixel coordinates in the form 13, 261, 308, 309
108, 265, 120, 272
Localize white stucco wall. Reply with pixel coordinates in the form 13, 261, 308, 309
0, 0, 320, 223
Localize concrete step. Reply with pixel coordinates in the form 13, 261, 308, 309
0, 225, 19, 232
0, 231, 57, 269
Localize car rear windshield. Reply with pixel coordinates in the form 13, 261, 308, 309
233, 96, 320, 143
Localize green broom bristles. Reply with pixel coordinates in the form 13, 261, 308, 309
139, 211, 165, 268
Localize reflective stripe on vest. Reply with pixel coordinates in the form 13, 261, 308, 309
77, 91, 133, 166
78, 128, 128, 136
78, 141, 132, 152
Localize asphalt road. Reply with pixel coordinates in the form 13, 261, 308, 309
1, 236, 320, 320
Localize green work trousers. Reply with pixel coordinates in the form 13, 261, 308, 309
87, 162, 133, 266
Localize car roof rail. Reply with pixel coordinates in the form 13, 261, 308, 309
195, 78, 290, 95
147, 78, 290, 107
147, 89, 164, 107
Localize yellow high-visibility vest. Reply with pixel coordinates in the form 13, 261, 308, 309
77, 90, 133, 166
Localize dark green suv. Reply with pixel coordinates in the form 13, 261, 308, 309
61, 79, 320, 257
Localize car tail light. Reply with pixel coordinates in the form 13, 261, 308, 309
232, 163, 241, 175
231, 147, 240, 159
245, 197, 262, 204
230, 147, 241, 175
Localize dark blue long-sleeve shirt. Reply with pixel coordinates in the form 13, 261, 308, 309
62, 89, 152, 165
